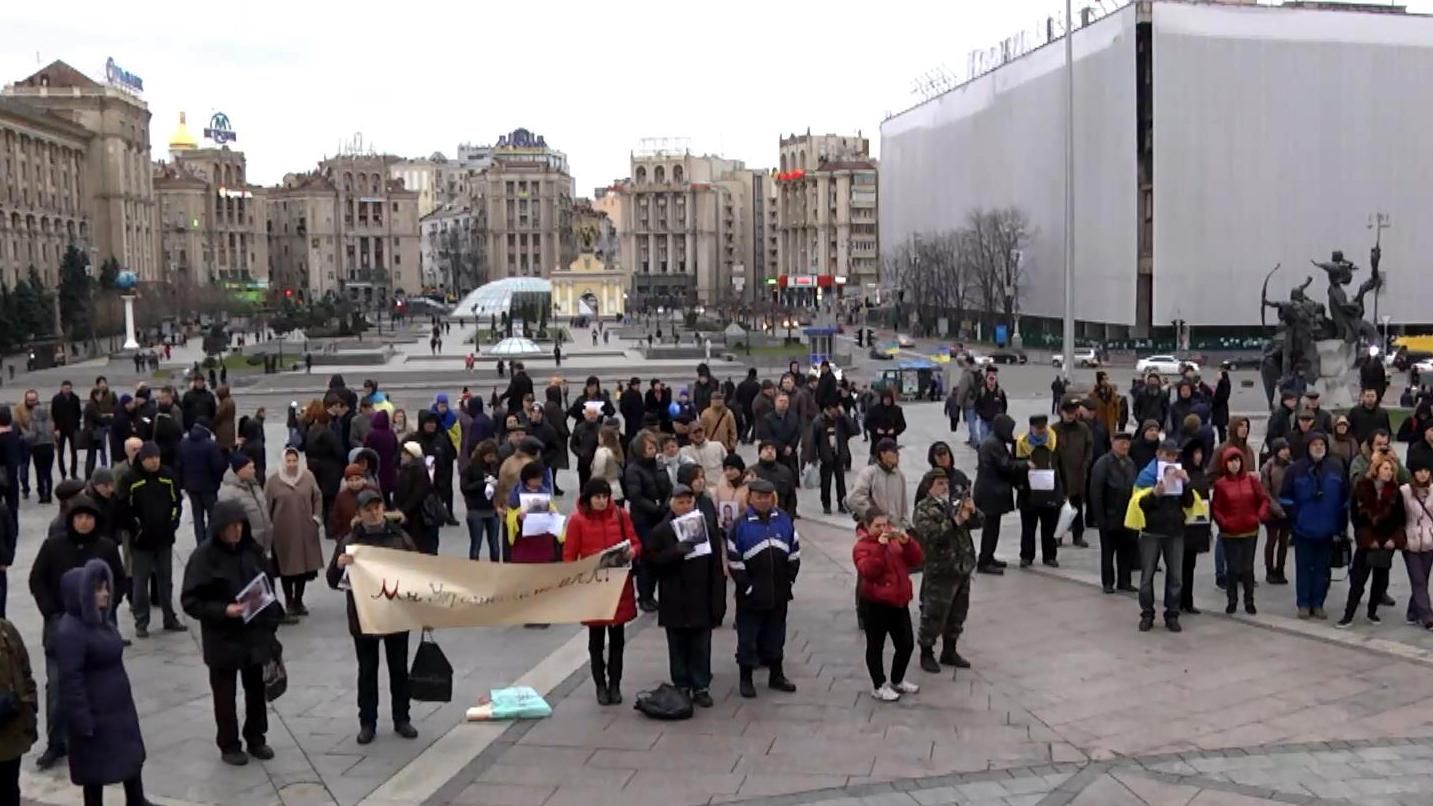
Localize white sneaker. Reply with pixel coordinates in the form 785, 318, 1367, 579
894, 680, 920, 695
871, 683, 901, 702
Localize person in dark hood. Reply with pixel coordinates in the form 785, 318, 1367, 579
815, 361, 840, 411
328, 489, 420, 744
28, 496, 126, 771
864, 389, 907, 462
915, 441, 971, 503
327, 374, 358, 414
1166, 381, 1199, 435
177, 419, 226, 546
973, 414, 1026, 575
1261, 437, 1294, 585
644, 380, 674, 434
1130, 419, 1163, 472
53, 559, 150, 803
1178, 439, 1212, 616
692, 363, 718, 414
500, 361, 534, 415
735, 369, 761, 445
541, 386, 571, 495
459, 396, 495, 475
180, 500, 281, 766
619, 377, 645, 446
1264, 390, 1299, 452
363, 411, 400, 504
417, 411, 457, 527
396, 442, 440, 555
238, 416, 266, 481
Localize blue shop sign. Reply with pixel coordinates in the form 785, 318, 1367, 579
105, 57, 143, 93
204, 112, 237, 145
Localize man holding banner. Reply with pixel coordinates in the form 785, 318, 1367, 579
328, 489, 420, 746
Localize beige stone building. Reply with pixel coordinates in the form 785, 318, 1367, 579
550, 252, 626, 320
618, 149, 759, 310
267, 172, 340, 300
153, 112, 269, 287
388, 154, 451, 219
0, 96, 91, 289
469, 128, 576, 280
315, 154, 421, 302
2, 60, 157, 282
775, 131, 878, 303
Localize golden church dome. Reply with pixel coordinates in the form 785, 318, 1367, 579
169, 111, 197, 152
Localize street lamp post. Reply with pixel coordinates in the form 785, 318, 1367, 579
1060, 0, 1077, 378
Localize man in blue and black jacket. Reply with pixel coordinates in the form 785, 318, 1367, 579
725, 478, 800, 699
1280, 431, 1347, 621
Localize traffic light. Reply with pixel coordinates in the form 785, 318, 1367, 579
866, 328, 875, 346
284, 288, 294, 299
856, 329, 864, 347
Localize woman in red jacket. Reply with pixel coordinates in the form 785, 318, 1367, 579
853, 507, 924, 703
1211, 447, 1269, 616
563, 479, 640, 705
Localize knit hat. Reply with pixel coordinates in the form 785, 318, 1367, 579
230, 453, 253, 472
344, 463, 367, 479
136, 441, 161, 462
723, 454, 746, 472
1305, 430, 1329, 450
89, 466, 115, 487
1410, 451, 1433, 476
403, 441, 425, 459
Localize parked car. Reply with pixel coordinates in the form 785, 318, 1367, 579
1414, 357, 1433, 377
1395, 348, 1433, 372
896, 334, 916, 348
1220, 355, 1264, 371
1136, 354, 1198, 375
869, 346, 895, 361
965, 352, 994, 368
990, 351, 1028, 366
1051, 348, 1100, 369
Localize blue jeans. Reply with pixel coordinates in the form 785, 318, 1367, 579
16, 441, 29, 496
466, 511, 501, 560
964, 407, 979, 444
1293, 538, 1333, 610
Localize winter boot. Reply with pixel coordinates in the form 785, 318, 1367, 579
919, 647, 941, 673
768, 662, 797, 693
739, 666, 757, 699
939, 643, 971, 669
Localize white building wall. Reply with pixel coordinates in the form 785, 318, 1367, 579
879, 4, 1138, 325
1153, 2, 1433, 326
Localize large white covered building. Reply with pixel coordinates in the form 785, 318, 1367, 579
880, 0, 1433, 335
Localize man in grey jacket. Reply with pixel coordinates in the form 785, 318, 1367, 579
22, 389, 57, 504
954, 359, 983, 448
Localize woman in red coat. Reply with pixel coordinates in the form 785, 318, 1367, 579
1211, 447, 1269, 616
562, 478, 640, 705
853, 507, 924, 703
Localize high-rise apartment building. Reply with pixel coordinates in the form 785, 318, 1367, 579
0, 96, 91, 288
470, 128, 575, 280
775, 131, 878, 304
316, 155, 421, 301
267, 172, 340, 300
387, 153, 450, 219
2, 60, 158, 282
153, 112, 269, 287
618, 147, 759, 311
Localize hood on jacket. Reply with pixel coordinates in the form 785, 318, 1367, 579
61, 558, 113, 628
991, 414, 1016, 444
239, 417, 263, 443
1228, 415, 1250, 442
329, 374, 346, 390
1219, 445, 1248, 475
370, 410, 391, 432
545, 386, 563, 405
1180, 439, 1205, 470
349, 447, 380, 469
431, 395, 457, 431
467, 396, 484, 417
187, 423, 212, 441
927, 441, 953, 469
1176, 381, 1193, 400
207, 499, 253, 544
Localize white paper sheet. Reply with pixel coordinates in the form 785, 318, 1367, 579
522, 512, 566, 537
1028, 469, 1056, 491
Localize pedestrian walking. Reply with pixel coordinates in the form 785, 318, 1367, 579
563, 480, 639, 705
727, 479, 799, 699
20, 390, 56, 504
1050, 376, 1067, 415
809, 403, 858, 515
853, 508, 922, 702
911, 470, 977, 674
327, 490, 420, 745
1210, 447, 1267, 614
266, 448, 323, 617
54, 560, 152, 806
972, 370, 1008, 450
1279, 431, 1346, 619
863, 390, 906, 462
973, 414, 1025, 575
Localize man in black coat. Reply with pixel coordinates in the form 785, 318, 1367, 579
735, 369, 761, 444
51, 380, 83, 481
137, 386, 185, 472
753, 441, 798, 515
28, 495, 126, 770
645, 484, 726, 708
619, 377, 645, 446
973, 414, 1027, 575
177, 421, 226, 546
122, 442, 186, 638
624, 432, 672, 612
181, 500, 281, 766
180, 375, 218, 433
1089, 433, 1139, 593
1347, 387, 1392, 448
810, 403, 858, 515
757, 393, 803, 482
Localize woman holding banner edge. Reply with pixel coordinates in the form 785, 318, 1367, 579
562, 479, 640, 705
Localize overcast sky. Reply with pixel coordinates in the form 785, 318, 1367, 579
5, 0, 1429, 195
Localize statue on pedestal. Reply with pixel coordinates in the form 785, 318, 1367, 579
1311, 249, 1382, 347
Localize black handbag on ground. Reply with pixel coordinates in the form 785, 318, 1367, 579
1366, 548, 1395, 570
409, 630, 453, 702
634, 683, 693, 721
263, 639, 288, 702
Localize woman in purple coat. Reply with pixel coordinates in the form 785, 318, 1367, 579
363, 411, 400, 506
55, 559, 150, 805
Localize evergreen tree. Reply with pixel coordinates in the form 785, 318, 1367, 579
0, 282, 15, 353
58, 245, 93, 343
14, 268, 47, 339
98, 257, 120, 290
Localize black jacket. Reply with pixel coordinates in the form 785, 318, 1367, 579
809, 410, 858, 466
735, 378, 761, 416
692, 378, 717, 415
1089, 452, 1138, 529
326, 518, 416, 636
417, 418, 456, 494
753, 459, 797, 514
619, 388, 644, 434
51, 390, 82, 434
180, 387, 217, 432
395, 459, 435, 528
757, 409, 803, 455
569, 418, 601, 468
306, 422, 346, 499
502, 371, 534, 414
181, 501, 279, 670
623, 457, 672, 532
973, 385, 1008, 424
973, 414, 1026, 516
29, 525, 126, 622
122, 466, 182, 549
1347, 405, 1392, 448
645, 510, 727, 629
865, 400, 907, 440
177, 426, 225, 495
1132, 386, 1169, 431
460, 458, 499, 514
1138, 481, 1195, 538
145, 403, 184, 470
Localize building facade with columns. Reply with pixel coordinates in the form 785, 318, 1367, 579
267, 172, 340, 300
316, 154, 421, 302
469, 128, 576, 281
3, 60, 158, 282
775, 131, 878, 305
0, 96, 92, 289
550, 252, 626, 319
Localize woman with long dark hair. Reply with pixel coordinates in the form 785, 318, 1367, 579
562, 479, 639, 704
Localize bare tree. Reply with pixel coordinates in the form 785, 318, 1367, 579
963, 206, 1032, 322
